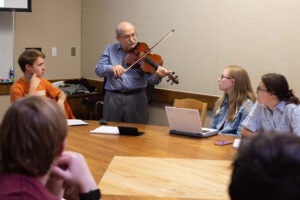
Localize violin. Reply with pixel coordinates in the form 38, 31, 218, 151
124, 42, 178, 84
123, 29, 179, 85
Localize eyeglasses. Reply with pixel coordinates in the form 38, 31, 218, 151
220, 74, 232, 80
256, 86, 268, 92
120, 32, 137, 40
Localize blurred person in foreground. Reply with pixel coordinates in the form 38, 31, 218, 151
229, 132, 300, 200
0, 96, 100, 200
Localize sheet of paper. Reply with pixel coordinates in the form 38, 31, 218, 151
67, 119, 88, 126
90, 125, 120, 135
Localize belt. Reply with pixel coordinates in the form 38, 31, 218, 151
108, 88, 145, 95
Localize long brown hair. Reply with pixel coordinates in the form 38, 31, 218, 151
215, 65, 256, 121
0, 96, 67, 176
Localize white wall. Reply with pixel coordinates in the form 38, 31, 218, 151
14, 0, 81, 80
81, 0, 300, 96
0, 12, 13, 79
2, 0, 300, 120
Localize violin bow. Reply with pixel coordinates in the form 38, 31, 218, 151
124, 29, 175, 72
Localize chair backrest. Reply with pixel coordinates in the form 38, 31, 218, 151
173, 98, 208, 125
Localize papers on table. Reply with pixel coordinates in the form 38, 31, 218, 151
67, 119, 88, 126
90, 125, 120, 135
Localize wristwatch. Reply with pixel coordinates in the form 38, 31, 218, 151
79, 188, 101, 200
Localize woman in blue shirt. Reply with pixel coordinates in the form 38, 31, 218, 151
211, 65, 256, 135
241, 73, 300, 137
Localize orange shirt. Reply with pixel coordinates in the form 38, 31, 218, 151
10, 78, 75, 119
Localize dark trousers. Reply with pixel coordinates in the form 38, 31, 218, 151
103, 91, 149, 124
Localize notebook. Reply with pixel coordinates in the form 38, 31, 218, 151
165, 106, 218, 138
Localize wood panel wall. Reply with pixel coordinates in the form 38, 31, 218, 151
0, 79, 218, 110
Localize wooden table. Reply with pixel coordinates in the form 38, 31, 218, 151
67, 121, 238, 200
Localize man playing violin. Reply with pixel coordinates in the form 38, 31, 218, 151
95, 21, 169, 123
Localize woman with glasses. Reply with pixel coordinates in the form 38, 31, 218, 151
241, 73, 300, 137
211, 65, 256, 135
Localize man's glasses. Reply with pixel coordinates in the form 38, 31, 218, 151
256, 86, 268, 92
220, 74, 232, 80
120, 32, 137, 40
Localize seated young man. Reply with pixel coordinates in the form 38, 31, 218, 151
10, 49, 75, 119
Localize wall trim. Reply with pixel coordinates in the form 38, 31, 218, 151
152, 88, 218, 110
86, 79, 218, 110
1, 78, 218, 110
0, 83, 13, 95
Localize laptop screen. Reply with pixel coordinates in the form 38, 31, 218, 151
165, 106, 203, 133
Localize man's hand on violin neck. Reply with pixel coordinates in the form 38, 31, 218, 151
112, 65, 125, 77
156, 66, 170, 78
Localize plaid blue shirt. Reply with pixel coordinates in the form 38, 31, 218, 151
211, 96, 254, 136
95, 43, 161, 90
242, 101, 300, 136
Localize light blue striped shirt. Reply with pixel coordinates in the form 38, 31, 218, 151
95, 43, 161, 90
242, 101, 300, 136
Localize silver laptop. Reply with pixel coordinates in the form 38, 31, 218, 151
165, 106, 218, 138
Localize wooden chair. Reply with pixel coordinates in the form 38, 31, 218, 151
173, 98, 208, 125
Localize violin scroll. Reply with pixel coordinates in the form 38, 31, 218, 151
166, 72, 179, 85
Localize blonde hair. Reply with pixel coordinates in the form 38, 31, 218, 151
214, 65, 256, 121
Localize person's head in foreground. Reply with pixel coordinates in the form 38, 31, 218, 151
0, 96, 67, 176
229, 132, 300, 200
0, 96, 100, 199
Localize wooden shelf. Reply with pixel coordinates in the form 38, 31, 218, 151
0, 82, 13, 95
67, 92, 103, 120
